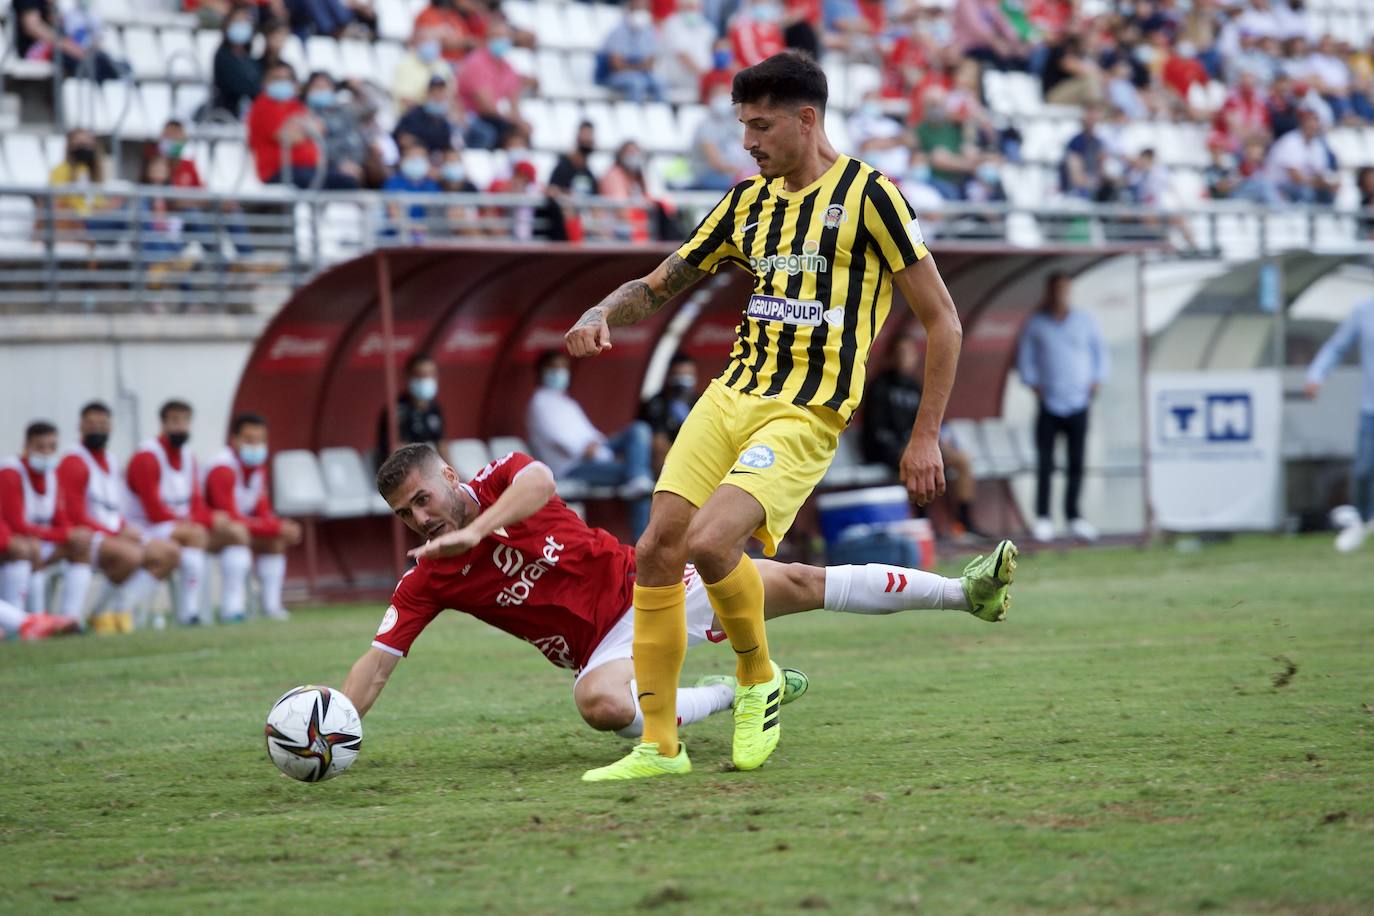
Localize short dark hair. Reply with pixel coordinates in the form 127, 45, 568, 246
535, 349, 567, 374
376, 443, 442, 496
26, 421, 57, 442
732, 51, 827, 113
230, 412, 267, 435
266, 60, 295, 80
306, 70, 333, 88
160, 399, 193, 420
80, 400, 112, 418
405, 352, 436, 376
669, 351, 695, 368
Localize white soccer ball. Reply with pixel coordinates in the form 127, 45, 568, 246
264, 685, 363, 782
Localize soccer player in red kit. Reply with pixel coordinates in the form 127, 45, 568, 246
125, 399, 251, 625
341, 445, 1016, 770
57, 401, 181, 633
203, 413, 302, 621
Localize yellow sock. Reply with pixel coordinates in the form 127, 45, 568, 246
632, 582, 687, 757
703, 555, 772, 685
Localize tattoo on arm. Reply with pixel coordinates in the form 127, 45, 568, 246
576, 254, 707, 330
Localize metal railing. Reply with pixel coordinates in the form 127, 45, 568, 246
0, 183, 1371, 313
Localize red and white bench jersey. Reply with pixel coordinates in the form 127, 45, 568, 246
0, 456, 57, 527
62, 443, 124, 532
125, 437, 197, 526
203, 446, 264, 518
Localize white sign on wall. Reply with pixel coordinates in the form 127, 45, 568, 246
1147, 370, 1283, 531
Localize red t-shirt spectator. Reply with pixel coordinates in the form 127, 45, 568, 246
247, 95, 320, 182
1162, 53, 1208, 100
170, 156, 203, 189
0, 459, 69, 543
1215, 86, 1270, 144
731, 17, 785, 68
881, 33, 930, 99
414, 4, 485, 62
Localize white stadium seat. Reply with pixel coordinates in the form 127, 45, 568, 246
319, 448, 386, 517
160, 27, 200, 81
339, 39, 376, 79
487, 436, 529, 460
122, 26, 165, 80
272, 451, 329, 516
306, 35, 344, 76
446, 439, 491, 478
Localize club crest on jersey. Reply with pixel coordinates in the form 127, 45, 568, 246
739, 445, 775, 469
823, 204, 847, 229
377, 605, 398, 635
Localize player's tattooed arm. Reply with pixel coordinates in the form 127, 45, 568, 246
566, 254, 706, 356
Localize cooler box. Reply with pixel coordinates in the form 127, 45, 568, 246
817, 487, 935, 569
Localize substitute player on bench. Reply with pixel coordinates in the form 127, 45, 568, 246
340, 446, 1014, 745
565, 51, 1004, 781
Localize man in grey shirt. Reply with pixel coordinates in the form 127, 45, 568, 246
1016, 272, 1109, 543
1305, 296, 1374, 552
690, 84, 755, 191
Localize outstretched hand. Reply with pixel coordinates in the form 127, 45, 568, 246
900, 436, 946, 508
409, 525, 484, 560
565, 307, 612, 358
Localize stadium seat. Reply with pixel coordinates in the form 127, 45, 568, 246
160, 27, 200, 81
174, 83, 209, 121
641, 103, 677, 153
373, 40, 402, 84
487, 436, 529, 460
822, 433, 890, 488
376, 0, 414, 42
538, 49, 575, 99
3, 133, 52, 188
560, 3, 602, 52
272, 450, 329, 516
581, 100, 621, 149
339, 39, 375, 79
306, 35, 344, 76
446, 439, 491, 477
318, 447, 385, 517
978, 418, 1032, 476
846, 63, 882, 110
122, 26, 165, 80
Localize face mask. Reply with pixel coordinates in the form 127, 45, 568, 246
265, 80, 295, 102
158, 138, 184, 159
910, 162, 932, 182
667, 373, 696, 393
307, 89, 334, 109
401, 157, 430, 181
710, 93, 733, 115
424, 100, 448, 117
409, 377, 438, 401
621, 152, 643, 171
71, 146, 97, 167
238, 443, 269, 467
489, 36, 512, 57
976, 162, 1000, 184
860, 101, 883, 119
82, 432, 109, 452
629, 9, 652, 27
577, 140, 595, 155
752, 3, 780, 23
542, 368, 571, 392
227, 21, 253, 45
417, 40, 441, 62
441, 161, 466, 183
713, 48, 732, 69
167, 431, 190, 449
27, 453, 56, 474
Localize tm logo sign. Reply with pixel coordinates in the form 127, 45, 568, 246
1158, 391, 1253, 444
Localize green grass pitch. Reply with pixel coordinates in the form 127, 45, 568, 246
3, 534, 1373, 914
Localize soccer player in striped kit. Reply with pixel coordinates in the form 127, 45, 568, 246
125, 400, 251, 625
57, 401, 180, 633
566, 52, 1016, 781
203, 413, 302, 621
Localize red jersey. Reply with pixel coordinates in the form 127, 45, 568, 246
372, 452, 635, 672
0, 456, 69, 542
204, 446, 282, 539
246, 95, 320, 182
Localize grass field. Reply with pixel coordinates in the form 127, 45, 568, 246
3, 534, 1373, 914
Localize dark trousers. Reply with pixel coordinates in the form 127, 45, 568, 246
1035, 405, 1088, 520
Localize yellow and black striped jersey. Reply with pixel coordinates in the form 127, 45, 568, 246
676, 153, 929, 423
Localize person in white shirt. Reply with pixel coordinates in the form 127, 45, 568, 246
525, 350, 655, 538
1306, 35, 1352, 121
657, 0, 716, 97
847, 93, 912, 180
1264, 105, 1339, 203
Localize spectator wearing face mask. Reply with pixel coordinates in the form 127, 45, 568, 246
412, 0, 479, 65
379, 353, 445, 458
394, 76, 459, 154
731, 0, 786, 69
435, 149, 483, 237
213, 8, 263, 118
256, 18, 293, 74
152, 119, 255, 256
658, 0, 716, 97
249, 62, 362, 189
525, 350, 655, 539
848, 93, 912, 179
395, 28, 457, 110
59, 0, 129, 82
599, 0, 665, 103
49, 129, 123, 241
383, 143, 441, 241
691, 85, 754, 190
303, 72, 371, 187
638, 352, 700, 473
457, 18, 533, 151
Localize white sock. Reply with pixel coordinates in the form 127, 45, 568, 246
218, 545, 253, 618
61, 563, 95, 620
116, 568, 160, 613
823, 563, 968, 614
177, 547, 206, 622
1, 559, 31, 606
27, 568, 48, 613
0, 597, 25, 633
256, 553, 287, 615
614, 678, 735, 739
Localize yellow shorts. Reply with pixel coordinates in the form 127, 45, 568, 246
655, 380, 843, 556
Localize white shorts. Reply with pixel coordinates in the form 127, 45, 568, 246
88, 531, 105, 565
140, 521, 179, 545
575, 566, 724, 685
38, 541, 57, 563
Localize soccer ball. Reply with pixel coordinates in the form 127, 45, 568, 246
264, 685, 363, 782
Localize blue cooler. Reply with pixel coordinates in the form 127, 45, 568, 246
816, 486, 912, 545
